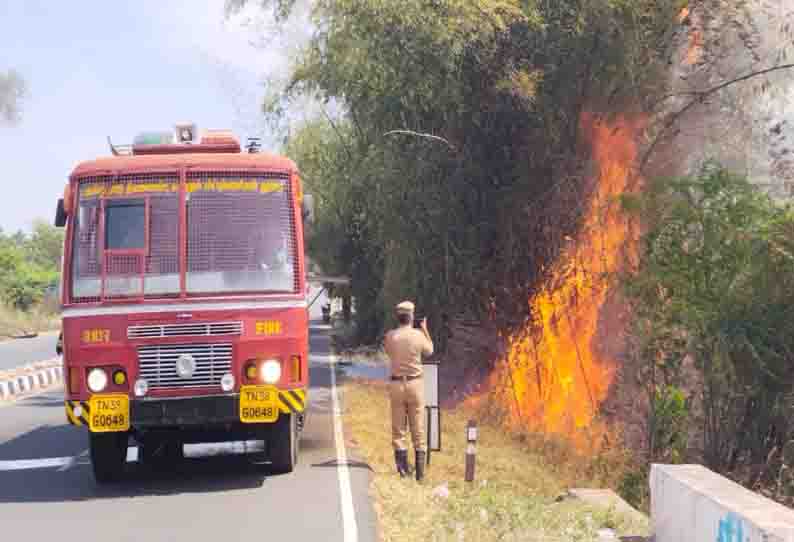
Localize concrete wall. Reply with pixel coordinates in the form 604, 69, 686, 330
651, 464, 794, 542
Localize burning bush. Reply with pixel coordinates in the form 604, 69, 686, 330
472, 113, 645, 452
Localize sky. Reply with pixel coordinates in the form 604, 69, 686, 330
0, 0, 307, 233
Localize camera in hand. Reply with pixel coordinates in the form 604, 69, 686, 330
413, 314, 425, 329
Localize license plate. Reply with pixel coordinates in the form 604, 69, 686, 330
239, 385, 279, 423
88, 394, 130, 432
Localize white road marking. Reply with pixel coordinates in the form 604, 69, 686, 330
330, 354, 359, 542
0, 441, 270, 472
0, 457, 73, 471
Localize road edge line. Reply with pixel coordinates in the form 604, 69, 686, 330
330, 354, 360, 542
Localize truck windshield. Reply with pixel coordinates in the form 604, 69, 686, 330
71, 174, 297, 302
185, 174, 296, 295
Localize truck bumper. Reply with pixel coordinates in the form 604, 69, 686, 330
65, 388, 306, 430
132, 395, 241, 428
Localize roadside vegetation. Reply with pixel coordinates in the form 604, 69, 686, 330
620, 164, 794, 506
229, 0, 794, 519
229, 0, 680, 345
342, 379, 648, 542
0, 220, 63, 338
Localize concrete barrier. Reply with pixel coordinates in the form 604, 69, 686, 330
651, 464, 794, 542
0, 363, 63, 400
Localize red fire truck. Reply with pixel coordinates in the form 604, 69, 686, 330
54, 124, 312, 483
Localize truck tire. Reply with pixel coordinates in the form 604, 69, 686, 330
90, 432, 128, 484
270, 413, 299, 474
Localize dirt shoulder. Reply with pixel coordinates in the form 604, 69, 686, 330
341, 378, 649, 542
0, 307, 60, 341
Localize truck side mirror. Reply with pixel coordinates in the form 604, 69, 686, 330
54, 198, 67, 227
302, 194, 315, 225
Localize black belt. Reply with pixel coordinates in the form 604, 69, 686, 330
391, 375, 422, 381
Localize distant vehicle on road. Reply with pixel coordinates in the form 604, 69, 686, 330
54, 123, 313, 483
322, 303, 331, 323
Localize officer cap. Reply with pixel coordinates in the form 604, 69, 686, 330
395, 301, 415, 314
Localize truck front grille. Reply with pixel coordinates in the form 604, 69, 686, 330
128, 321, 243, 339
137, 343, 232, 389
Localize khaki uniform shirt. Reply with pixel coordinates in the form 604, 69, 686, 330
384, 326, 434, 378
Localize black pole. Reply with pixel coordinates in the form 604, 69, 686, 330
426, 407, 432, 466
465, 419, 477, 482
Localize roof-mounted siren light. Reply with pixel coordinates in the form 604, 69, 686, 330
200, 129, 239, 147
175, 122, 197, 144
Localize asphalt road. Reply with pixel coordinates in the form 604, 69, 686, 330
0, 323, 376, 542
0, 332, 59, 371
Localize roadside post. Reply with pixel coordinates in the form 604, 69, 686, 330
465, 420, 477, 482
423, 361, 441, 465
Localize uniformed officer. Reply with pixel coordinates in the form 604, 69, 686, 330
384, 301, 434, 481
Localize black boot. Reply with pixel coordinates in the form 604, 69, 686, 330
415, 451, 426, 482
395, 450, 409, 477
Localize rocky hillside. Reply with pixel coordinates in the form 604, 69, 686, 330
651, 0, 794, 194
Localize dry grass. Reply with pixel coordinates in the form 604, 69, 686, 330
342, 379, 649, 542
0, 305, 60, 340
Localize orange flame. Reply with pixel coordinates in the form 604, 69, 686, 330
680, 6, 703, 66
479, 113, 644, 447
685, 28, 704, 66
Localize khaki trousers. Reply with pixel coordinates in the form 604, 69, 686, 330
390, 377, 426, 452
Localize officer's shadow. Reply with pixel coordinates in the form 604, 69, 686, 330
310, 458, 373, 471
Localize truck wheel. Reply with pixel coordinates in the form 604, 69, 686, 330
90, 432, 128, 484
270, 413, 299, 474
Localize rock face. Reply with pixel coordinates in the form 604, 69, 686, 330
650, 0, 794, 197
604, 0, 794, 458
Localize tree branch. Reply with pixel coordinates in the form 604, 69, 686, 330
641, 63, 794, 172
383, 130, 457, 151
652, 63, 794, 109
323, 108, 355, 162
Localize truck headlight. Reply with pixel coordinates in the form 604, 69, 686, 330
87, 368, 108, 393
261, 360, 281, 384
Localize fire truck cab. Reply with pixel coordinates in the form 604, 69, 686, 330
55, 124, 312, 483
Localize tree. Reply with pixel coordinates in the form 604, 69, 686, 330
235, 0, 679, 345
25, 220, 65, 272
286, 119, 389, 338
0, 223, 61, 311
